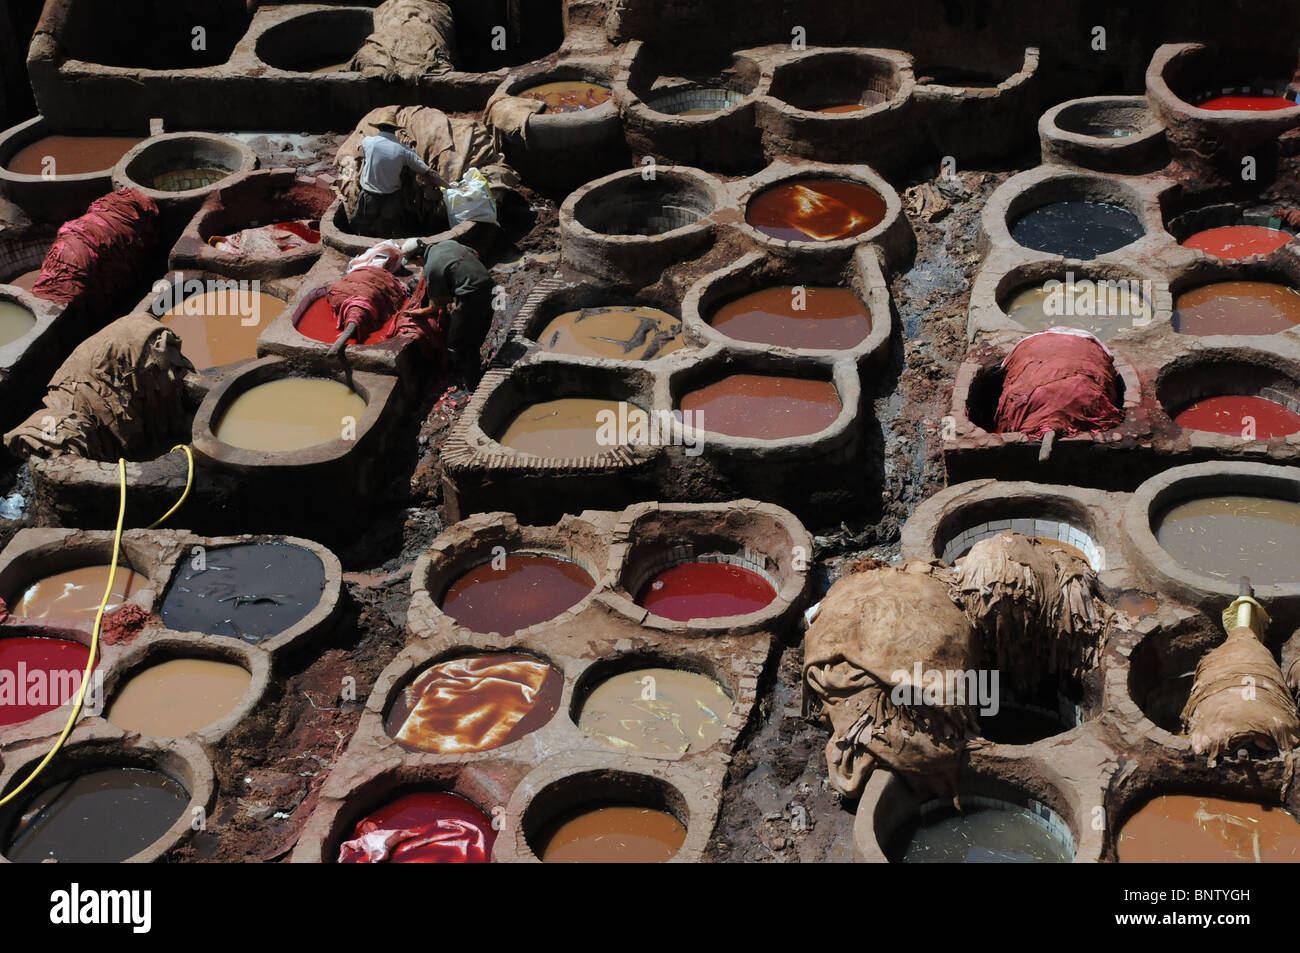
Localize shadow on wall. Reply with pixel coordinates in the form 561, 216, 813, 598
50, 0, 250, 70
444, 0, 565, 72
0, 0, 41, 128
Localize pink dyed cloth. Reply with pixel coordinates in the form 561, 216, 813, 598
323, 268, 444, 357
337, 819, 491, 863
32, 189, 159, 309
993, 328, 1124, 438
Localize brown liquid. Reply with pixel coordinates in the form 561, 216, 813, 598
497, 397, 630, 458
679, 373, 841, 439
107, 658, 251, 737
1114, 590, 1159, 617
160, 289, 284, 369
539, 805, 686, 862
440, 553, 595, 633
535, 306, 683, 360
746, 178, 887, 242
7, 269, 42, 292
1005, 283, 1151, 340
385, 653, 562, 754
1173, 281, 1300, 335
816, 103, 867, 113
0, 299, 37, 348
1117, 795, 1300, 862
7, 135, 144, 176
517, 81, 611, 112
709, 285, 871, 349
579, 667, 733, 754
1155, 495, 1300, 585
308, 61, 352, 74
13, 565, 143, 623
215, 377, 367, 451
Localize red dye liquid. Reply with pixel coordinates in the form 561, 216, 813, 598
637, 561, 776, 621
1174, 394, 1300, 438
441, 553, 594, 633
272, 221, 321, 244
339, 791, 495, 863
294, 296, 388, 346
0, 637, 93, 727
1182, 225, 1294, 259
1199, 95, 1297, 111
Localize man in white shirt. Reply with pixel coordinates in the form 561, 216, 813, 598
351, 107, 445, 237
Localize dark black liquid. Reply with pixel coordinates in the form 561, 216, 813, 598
6, 767, 189, 863
1010, 201, 1144, 258
160, 543, 326, 643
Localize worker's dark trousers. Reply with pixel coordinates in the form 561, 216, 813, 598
445, 287, 495, 381
352, 189, 410, 238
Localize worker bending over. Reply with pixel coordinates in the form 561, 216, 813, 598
402, 238, 495, 387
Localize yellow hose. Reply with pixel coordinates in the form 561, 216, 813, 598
0, 445, 193, 808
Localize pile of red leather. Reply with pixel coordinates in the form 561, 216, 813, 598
993, 329, 1124, 438
31, 188, 159, 310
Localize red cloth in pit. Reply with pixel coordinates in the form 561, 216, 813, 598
993, 329, 1124, 438
337, 791, 494, 863
323, 267, 445, 357
31, 188, 159, 310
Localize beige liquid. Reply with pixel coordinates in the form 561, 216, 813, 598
0, 299, 37, 348
160, 289, 285, 369
1005, 283, 1152, 340
214, 377, 367, 452
535, 306, 683, 360
579, 667, 734, 754
13, 565, 143, 622
497, 397, 628, 458
108, 658, 251, 737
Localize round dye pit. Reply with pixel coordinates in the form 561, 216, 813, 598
385, 653, 563, 753
1172, 281, 1300, 335
496, 397, 635, 458
646, 86, 745, 116
708, 286, 872, 350
108, 658, 252, 737
535, 306, 683, 361
151, 167, 232, 192
1117, 795, 1300, 862
1196, 87, 1298, 111
636, 559, 776, 621
571, 175, 716, 238
159, 542, 325, 643
1155, 495, 1300, 585
1003, 279, 1151, 339
745, 178, 887, 242
7, 134, 145, 176
1181, 225, 1294, 259
886, 799, 1074, 863
439, 552, 593, 633
678, 373, 842, 440
517, 80, 612, 112
295, 296, 388, 347
536, 804, 686, 862
4, 767, 188, 863
1009, 201, 1144, 258
337, 792, 496, 864
12, 564, 143, 623
0, 636, 93, 726
977, 703, 1071, 745
1173, 394, 1300, 438
0, 298, 37, 348
160, 288, 286, 370
578, 667, 734, 754
214, 377, 366, 451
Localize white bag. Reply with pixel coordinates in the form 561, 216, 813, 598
441, 168, 498, 226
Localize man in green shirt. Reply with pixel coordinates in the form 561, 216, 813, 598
402, 238, 495, 387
